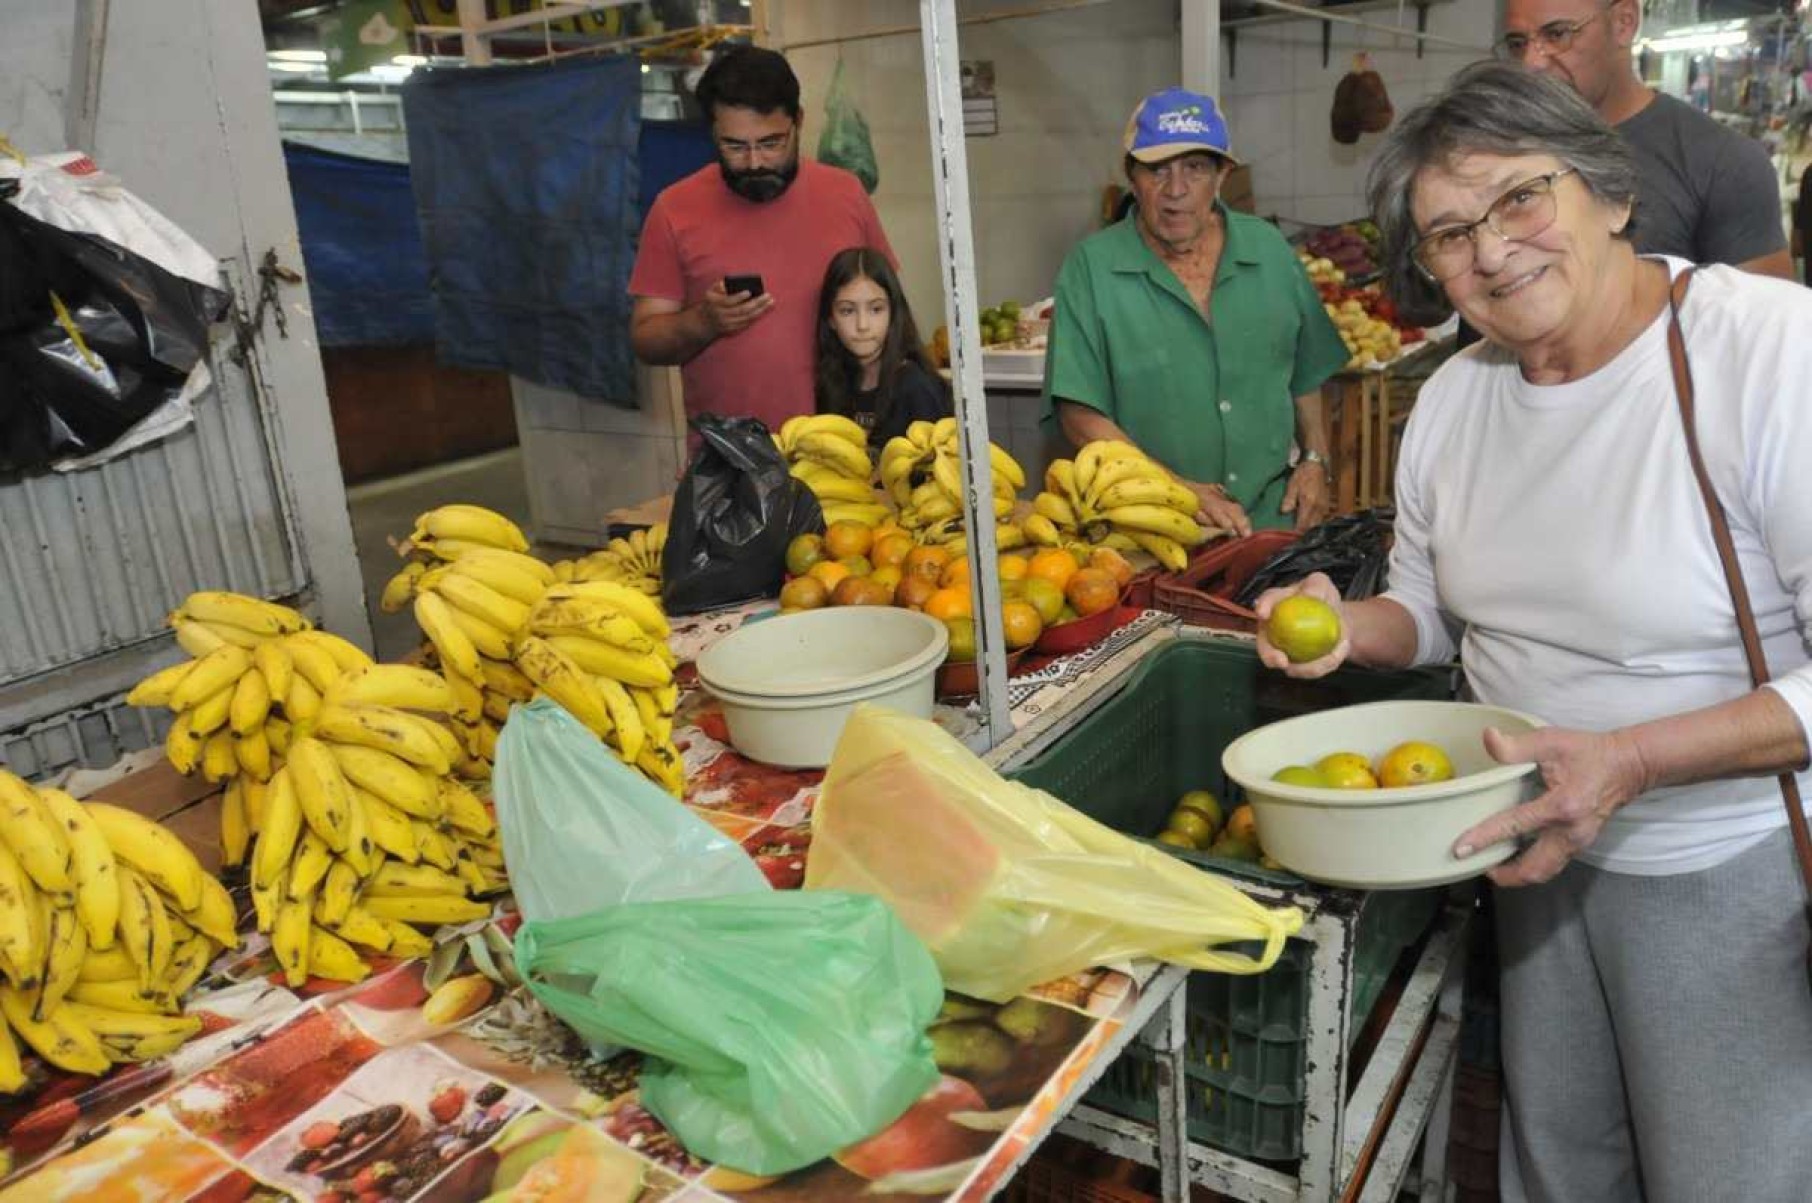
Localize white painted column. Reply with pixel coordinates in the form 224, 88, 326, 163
1181, 0, 1221, 97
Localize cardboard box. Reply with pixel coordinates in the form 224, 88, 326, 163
1222, 164, 1256, 214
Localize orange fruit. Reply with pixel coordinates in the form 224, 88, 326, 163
779, 575, 829, 612
1266, 596, 1342, 663
1375, 741, 1455, 788
785, 533, 826, 578
870, 565, 903, 594
1065, 567, 1120, 618
998, 554, 1029, 582
1021, 577, 1065, 625
1027, 548, 1081, 591
833, 576, 893, 607
872, 532, 916, 570
894, 575, 939, 611
1315, 751, 1379, 790
837, 554, 873, 577
807, 560, 851, 593
924, 587, 973, 622
944, 616, 978, 662
940, 556, 972, 589
1001, 601, 1044, 649
1224, 804, 1259, 844
824, 520, 874, 561
903, 545, 951, 581
1089, 546, 1136, 588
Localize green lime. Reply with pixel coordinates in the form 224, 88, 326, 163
1271, 765, 1326, 788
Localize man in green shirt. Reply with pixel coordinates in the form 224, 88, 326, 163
1044, 87, 1350, 534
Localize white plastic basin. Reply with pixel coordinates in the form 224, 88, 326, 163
695, 607, 949, 768
1221, 700, 1546, 889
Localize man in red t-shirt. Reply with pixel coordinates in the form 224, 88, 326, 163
629, 46, 896, 433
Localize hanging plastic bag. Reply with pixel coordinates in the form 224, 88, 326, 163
807, 705, 1305, 1002
516, 890, 943, 1175
817, 59, 879, 194
660, 412, 822, 615
492, 698, 769, 922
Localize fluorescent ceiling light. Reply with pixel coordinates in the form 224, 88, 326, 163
267, 60, 323, 72
393, 55, 428, 66
269, 49, 328, 63
1640, 29, 1748, 53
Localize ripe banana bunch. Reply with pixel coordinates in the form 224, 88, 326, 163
380, 507, 540, 615
130, 595, 372, 793
1027, 440, 1217, 571
514, 581, 685, 796
775, 414, 882, 526
879, 418, 1025, 544
549, 523, 666, 597
0, 770, 233, 1084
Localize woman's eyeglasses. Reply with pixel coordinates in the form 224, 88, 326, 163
1410, 168, 1577, 282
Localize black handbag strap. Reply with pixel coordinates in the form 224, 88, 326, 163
1664, 267, 1812, 900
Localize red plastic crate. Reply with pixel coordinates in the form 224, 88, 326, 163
1152, 531, 1298, 632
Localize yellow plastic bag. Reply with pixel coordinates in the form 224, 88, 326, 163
806, 705, 1305, 1002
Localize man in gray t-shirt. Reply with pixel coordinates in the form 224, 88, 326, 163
1498, 0, 1793, 278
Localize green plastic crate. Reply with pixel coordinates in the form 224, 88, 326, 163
1005, 636, 1452, 1162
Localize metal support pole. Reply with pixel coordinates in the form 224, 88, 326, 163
1143, 980, 1192, 1202
66, 0, 111, 153
919, 0, 1012, 743
1181, 0, 1220, 98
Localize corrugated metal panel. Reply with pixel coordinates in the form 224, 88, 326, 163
0, 353, 304, 687
0, 695, 168, 781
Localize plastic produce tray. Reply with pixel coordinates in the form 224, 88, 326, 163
1006, 638, 1452, 1161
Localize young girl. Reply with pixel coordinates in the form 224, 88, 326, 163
814, 247, 951, 448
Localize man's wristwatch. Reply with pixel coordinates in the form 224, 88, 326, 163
1300, 449, 1332, 478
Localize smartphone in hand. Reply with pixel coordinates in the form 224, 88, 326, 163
723, 273, 766, 299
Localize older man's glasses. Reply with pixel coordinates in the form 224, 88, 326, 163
1138, 155, 1223, 186
1494, 8, 1609, 60
1411, 169, 1576, 281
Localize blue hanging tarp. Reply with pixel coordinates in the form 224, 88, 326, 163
284, 142, 434, 347
402, 55, 641, 403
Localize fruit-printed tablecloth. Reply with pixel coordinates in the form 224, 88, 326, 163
1, 605, 1191, 1202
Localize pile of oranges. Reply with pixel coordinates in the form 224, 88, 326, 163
780, 521, 1135, 664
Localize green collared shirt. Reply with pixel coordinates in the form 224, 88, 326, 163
1043, 205, 1349, 529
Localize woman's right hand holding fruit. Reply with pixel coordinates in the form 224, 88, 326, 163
1255, 573, 1349, 678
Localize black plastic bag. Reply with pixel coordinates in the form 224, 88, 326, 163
0, 197, 230, 474
1233, 508, 1394, 607
661, 413, 822, 615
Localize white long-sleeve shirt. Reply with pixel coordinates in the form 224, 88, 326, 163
1384, 259, 1812, 875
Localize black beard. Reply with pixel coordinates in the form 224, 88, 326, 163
720, 157, 799, 203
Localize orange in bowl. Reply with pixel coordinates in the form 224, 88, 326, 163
1065, 567, 1121, 618
903, 545, 951, 581
872, 532, 916, 571
824, 520, 874, 561
1001, 601, 1044, 649
1027, 548, 1080, 592
807, 560, 851, 593
924, 587, 973, 622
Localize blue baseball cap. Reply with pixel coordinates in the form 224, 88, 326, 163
1123, 87, 1240, 166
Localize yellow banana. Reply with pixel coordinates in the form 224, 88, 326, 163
441, 601, 513, 661
182, 873, 239, 949
177, 591, 308, 637
988, 443, 1027, 491
797, 412, 869, 448
435, 573, 530, 637
379, 918, 436, 958
931, 447, 964, 500
69, 977, 173, 1014
1023, 513, 1062, 546
794, 430, 872, 480
995, 523, 1028, 551
354, 789, 421, 863
306, 925, 369, 983
172, 619, 229, 658
250, 874, 282, 933
636, 742, 686, 797
264, 716, 292, 758
1096, 474, 1200, 515
169, 644, 253, 713
540, 635, 672, 690
366, 862, 467, 898
821, 502, 893, 527
340, 793, 378, 877
86, 802, 203, 912
630, 688, 671, 750
1102, 503, 1207, 545
907, 419, 938, 450
592, 676, 645, 763
78, 945, 138, 983
513, 636, 614, 738
527, 598, 654, 653
446, 669, 483, 724
411, 822, 457, 871
61, 1001, 201, 1043
330, 905, 394, 953
252, 768, 304, 890
361, 894, 490, 926
160, 932, 214, 1002
115, 866, 174, 990
777, 415, 808, 453
286, 737, 354, 853
482, 691, 513, 724
34, 788, 118, 952
234, 729, 273, 783
805, 474, 877, 506
285, 674, 322, 724
200, 731, 238, 784
380, 560, 428, 613
931, 417, 958, 445
0, 1009, 23, 1092
312, 704, 452, 775
1127, 530, 1190, 572
220, 779, 250, 870
543, 581, 669, 637
291, 630, 373, 674
324, 664, 457, 714
414, 592, 482, 682
414, 504, 529, 553
330, 745, 442, 819
0, 773, 74, 895
480, 658, 537, 702
126, 659, 194, 708
1073, 442, 1105, 499
287, 830, 333, 898
318, 861, 361, 927
250, 640, 293, 705
1033, 491, 1079, 529
0, 985, 110, 1075
437, 780, 495, 839
241, 775, 270, 830
284, 637, 342, 695
34, 902, 85, 1021
272, 895, 313, 987
186, 617, 265, 649
186, 683, 234, 737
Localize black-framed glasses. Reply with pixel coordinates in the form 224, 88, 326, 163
714, 126, 795, 161
1494, 7, 1610, 60
1411, 168, 1577, 281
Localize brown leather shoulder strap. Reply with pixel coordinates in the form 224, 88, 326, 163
1665, 268, 1812, 896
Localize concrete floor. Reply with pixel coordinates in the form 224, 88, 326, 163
345, 447, 536, 662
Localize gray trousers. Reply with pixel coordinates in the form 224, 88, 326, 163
1495, 827, 1812, 1203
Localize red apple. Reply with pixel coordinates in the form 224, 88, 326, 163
833, 1076, 993, 1181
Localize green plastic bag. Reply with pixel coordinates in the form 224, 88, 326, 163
492, 697, 769, 922
817, 59, 879, 194
516, 891, 943, 1175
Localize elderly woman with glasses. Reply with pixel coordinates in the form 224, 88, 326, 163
1255, 62, 1812, 1201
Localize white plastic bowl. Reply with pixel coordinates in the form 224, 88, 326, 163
1221, 700, 1547, 889
695, 607, 949, 768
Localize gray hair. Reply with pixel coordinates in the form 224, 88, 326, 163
1365, 61, 1638, 325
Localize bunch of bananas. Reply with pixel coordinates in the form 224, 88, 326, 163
248, 666, 505, 987
130, 593, 373, 788
514, 582, 684, 796
0, 771, 236, 1085
776, 414, 889, 527
552, 523, 667, 596
879, 418, 1027, 550
1027, 440, 1215, 571
379, 505, 536, 615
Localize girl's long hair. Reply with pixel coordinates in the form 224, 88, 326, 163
814, 247, 935, 436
